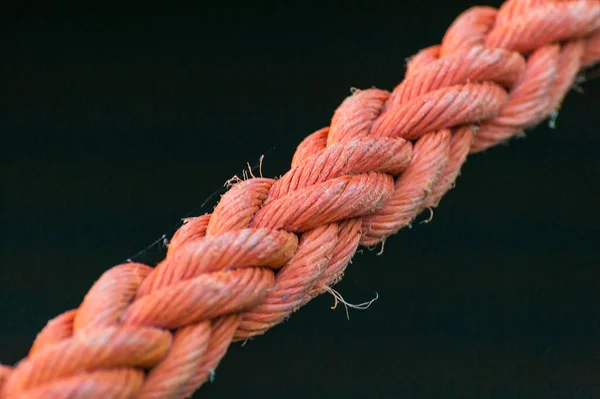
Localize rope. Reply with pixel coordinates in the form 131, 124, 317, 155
2, 1, 599, 397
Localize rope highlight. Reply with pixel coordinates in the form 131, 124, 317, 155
2, 1, 599, 397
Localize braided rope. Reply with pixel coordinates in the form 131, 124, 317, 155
2, 1, 599, 397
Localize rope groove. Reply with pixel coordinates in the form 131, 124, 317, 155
2, 0, 599, 397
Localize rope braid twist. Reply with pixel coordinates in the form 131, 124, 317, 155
2, 0, 599, 397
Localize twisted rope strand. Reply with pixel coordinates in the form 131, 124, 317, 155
2, 0, 599, 397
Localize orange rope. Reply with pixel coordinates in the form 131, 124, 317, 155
2, 1, 600, 397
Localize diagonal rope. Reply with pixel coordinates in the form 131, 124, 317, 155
2, 1, 599, 397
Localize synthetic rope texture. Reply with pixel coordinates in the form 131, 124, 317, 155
2, 0, 600, 397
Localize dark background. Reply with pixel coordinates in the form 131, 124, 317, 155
1, 1, 599, 398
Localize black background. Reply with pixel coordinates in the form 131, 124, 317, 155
2, 1, 599, 398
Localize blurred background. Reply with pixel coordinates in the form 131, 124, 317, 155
1, 1, 599, 398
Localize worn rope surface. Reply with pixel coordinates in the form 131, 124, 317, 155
2, 0, 600, 397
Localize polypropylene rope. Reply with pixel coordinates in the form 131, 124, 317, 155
2, 1, 599, 397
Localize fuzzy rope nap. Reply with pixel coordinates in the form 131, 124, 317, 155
2, 0, 599, 398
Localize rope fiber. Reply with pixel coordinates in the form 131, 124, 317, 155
2, 0, 600, 397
